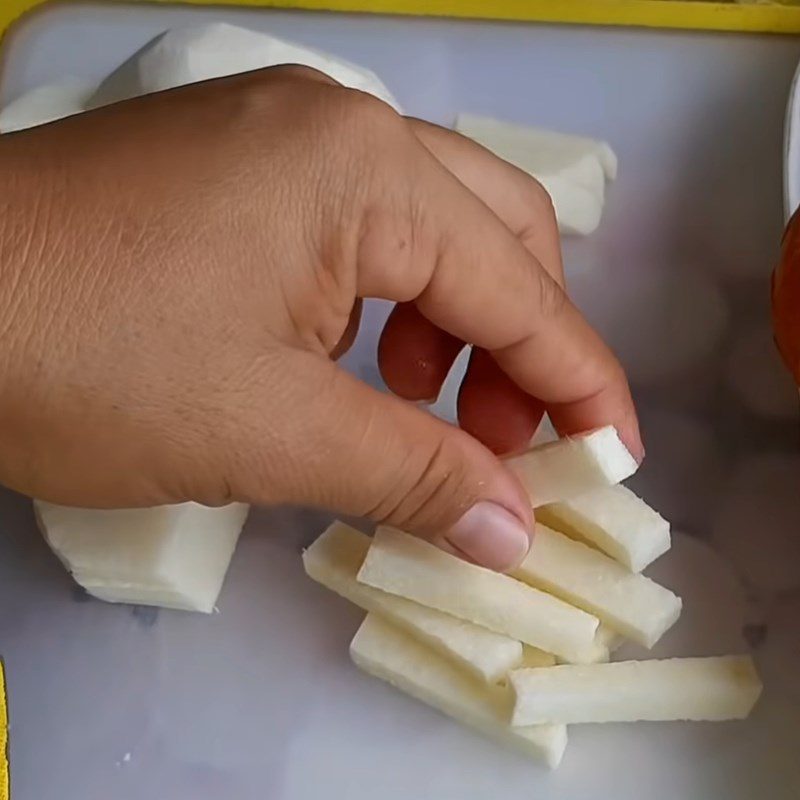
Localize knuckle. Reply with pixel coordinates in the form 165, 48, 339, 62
536, 267, 569, 319
519, 178, 557, 233
374, 434, 477, 532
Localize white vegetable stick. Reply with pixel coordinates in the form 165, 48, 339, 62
89, 23, 400, 112
563, 623, 623, 665
509, 656, 762, 725
303, 522, 522, 683
504, 426, 638, 507
596, 623, 625, 654
513, 525, 681, 648
536, 484, 671, 572
351, 614, 568, 769
520, 646, 557, 669
357, 527, 598, 662
35, 501, 248, 613
0, 80, 93, 133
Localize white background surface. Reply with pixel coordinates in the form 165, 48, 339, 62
1, 5, 800, 799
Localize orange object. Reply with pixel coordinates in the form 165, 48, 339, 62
773, 208, 800, 387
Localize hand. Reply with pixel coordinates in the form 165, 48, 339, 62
0, 67, 640, 570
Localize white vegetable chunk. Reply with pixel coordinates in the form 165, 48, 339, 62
35, 501, 249, 612
303, 522, 522, 683
357, 527, 599, 662
520, 646, 557, 669
351, 614, 568, 769
536, 484, 671, 572
509, 656, 762, 725
89, 23, 400, 111
504, 426, 638, 507
564, 623, 624, 665
513, 525, 681, 648
455, 113, 617, 235
0, 79, 93, 133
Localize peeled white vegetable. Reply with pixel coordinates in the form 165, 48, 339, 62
536, 484, 671, 572
520, 646, 557, 669
89, 23, 400, 111
303, 521, 522, 683
513, 525, 681, 648
504, 425, 638, 507
619, 531, 754, 661
357, 527, 599, 662
0, 79, 93, 133
351, 614, 568, 769
455, 113, 616, 235
35, 501, 249, 612
510, 656, 762, 726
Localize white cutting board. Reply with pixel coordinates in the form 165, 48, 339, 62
1, 6, 800, 800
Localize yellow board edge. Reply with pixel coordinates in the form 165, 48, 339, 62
4, 0, 800, 46
0, 661, 7, 800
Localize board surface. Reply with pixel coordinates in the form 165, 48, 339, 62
1, 6, 800, 800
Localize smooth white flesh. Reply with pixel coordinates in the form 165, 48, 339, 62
0, 80, 93, 133
357, 527, 598, 661
520, 647, 557, 669
510, 656, 762, 725
351, 614, 568, 769
89, 22, 400, 111
536, 484, 671, 572
455, 113, 617, 235
513, 525, 681, 648
35, 501, 249, 612
303, 522, 522, 683
504, 426, 638, 508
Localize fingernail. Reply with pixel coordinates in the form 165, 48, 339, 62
442, 502, 532, 572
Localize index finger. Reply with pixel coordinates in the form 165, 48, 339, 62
356, 124, 642, 460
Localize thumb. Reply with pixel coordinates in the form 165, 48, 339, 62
234, 352, 533, 572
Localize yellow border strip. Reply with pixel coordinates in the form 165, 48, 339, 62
3, 0, 800, 44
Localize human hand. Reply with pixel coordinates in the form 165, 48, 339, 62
0, 67, 640, 570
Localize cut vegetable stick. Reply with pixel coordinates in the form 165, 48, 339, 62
564, 623, 623, 665
303, 522, 522, 683
504, 426, 638, 507
513, 525, 681, 648
357, 527, 599, 662
36, 500, 248, 613
351, 613, 568, 769
509, 656, 762, 725
521, 646, 557, 669
536, 484, 671, 572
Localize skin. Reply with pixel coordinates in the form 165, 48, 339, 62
0, 66, 641, 571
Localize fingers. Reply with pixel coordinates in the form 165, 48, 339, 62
378, 303, 463, 402
409, 118, 565, 287
457, 348, 545, 455
356, 119, 642, 459
234, 349, 533, 571
380, 119, 565, 434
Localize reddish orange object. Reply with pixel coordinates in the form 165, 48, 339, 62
773, 208, 800, 387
